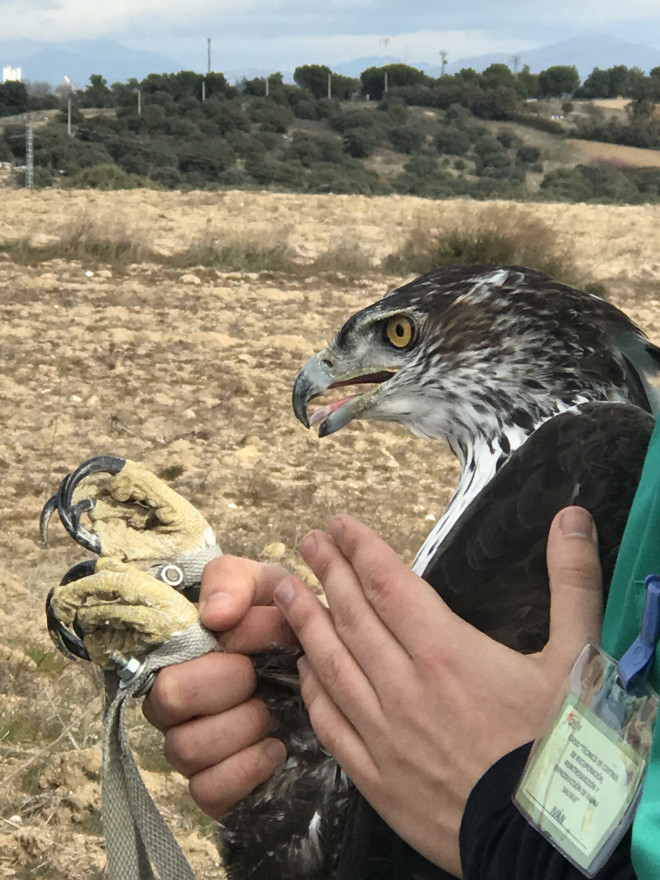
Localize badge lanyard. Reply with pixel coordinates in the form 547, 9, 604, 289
514, 576, 660, 877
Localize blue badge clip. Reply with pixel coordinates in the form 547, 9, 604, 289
617, 575, 660, 693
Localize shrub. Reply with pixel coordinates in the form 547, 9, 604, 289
377, 95, 409, 123
63, 163, 152, 190
383, 205, 578, 282
328, 107, 380, 134
496, 131, 514, 149
403, 155, 438, 176
389, 125, 424, 153
540, 164, 642, 203
249, 99, 294, 132
168, 225, 298, 272
434, 125, 471, 155
516, 145, 541, 164
292, 98, 319, 120
445, 103, 473, 126
473, 134, 504, 158
342, 127, 384, 158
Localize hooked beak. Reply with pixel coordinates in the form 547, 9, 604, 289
292, 353, 395, 437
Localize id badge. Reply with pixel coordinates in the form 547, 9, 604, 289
514, 642, 658, 876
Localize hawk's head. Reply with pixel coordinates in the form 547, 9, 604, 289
293, 266, 660, 461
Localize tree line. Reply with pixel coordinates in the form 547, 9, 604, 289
2, 60, 660, 118
0, 61, 659, 204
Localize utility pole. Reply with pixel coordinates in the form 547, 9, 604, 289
207, 38, 212, 74
202, 78, 206, 101
384, 70, 388, 94
440, 50, 448, 76
67, 97, 72, 135
137, 87, 141, 115
513, 54, 520, 75
328, 71, 332, 99
25, 117, 33, 189
265, 76, 269, 97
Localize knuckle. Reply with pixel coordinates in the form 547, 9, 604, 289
331, 603, 360, 639
148, 667, 187, 723
202, 554, 238, 585
553, 561, 601, 592
163, 726, 198, 774
315, 653, 345, 698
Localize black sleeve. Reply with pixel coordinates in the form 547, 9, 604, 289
459, 744, 636, 880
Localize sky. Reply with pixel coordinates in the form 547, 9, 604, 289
1, 0, 660, 73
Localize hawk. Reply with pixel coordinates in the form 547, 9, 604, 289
225, 265, 659, 880
44, 265, 659, 880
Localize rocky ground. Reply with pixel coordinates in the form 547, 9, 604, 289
1, 189, 660, 878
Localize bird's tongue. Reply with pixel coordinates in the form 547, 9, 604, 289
309, 396, 355, 427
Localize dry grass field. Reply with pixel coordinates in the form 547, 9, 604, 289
2, 189, 660, 879
568, 137, 660, 169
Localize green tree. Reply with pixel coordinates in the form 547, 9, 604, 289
331, 73, 359, 100
0, 81, 28, 116
455, 68, 481, 85
538, 65, 580, 97
481, 63, 515, 91
294, 65, 332, 99
608, 65, 630, 97
579, 67, 611, 98
471, 86, 520, 120
81, 74, 114, 108
361, 64, 429, 101
515, 65, 539, 99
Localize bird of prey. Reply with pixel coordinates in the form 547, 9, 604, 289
44, 265, 660, 880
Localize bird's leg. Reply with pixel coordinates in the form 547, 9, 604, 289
46, 556, 200, 668
40, 455, 222, 601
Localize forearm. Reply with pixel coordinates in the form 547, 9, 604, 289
460, 745, 635, 880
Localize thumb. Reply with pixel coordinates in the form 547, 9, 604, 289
545, 506, 603, 666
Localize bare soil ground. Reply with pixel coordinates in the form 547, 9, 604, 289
2, 190, 660, 879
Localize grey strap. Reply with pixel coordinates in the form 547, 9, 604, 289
102, 622, 219, 880
148, 544, 224, 592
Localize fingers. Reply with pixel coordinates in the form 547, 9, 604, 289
188, 738, 286, 820
142, 650, 287, 821
199, 556, 298, 651
297, 656, 378, 787
199, 556, 290, 631
545, 506, 603, 666
322, 514, 453, 658
143, 652, 257, 731
298, 529, 409, 683
163, 698, 273, 776
274, 575, 382, 733
220, 606, 299, 653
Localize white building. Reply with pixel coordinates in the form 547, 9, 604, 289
2, 67, 22, 83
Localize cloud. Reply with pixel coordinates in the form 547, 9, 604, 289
0, 0, 658, 70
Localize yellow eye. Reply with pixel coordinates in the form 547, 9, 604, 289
385, 315, 414, 349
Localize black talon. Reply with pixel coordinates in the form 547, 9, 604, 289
40, 455, 127, 552
45, 558, 101, 662
60, 559, 98, 585
40, 494, 59, 547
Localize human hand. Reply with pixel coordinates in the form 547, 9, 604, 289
142, 555, 296, 818
273, 507, 603, 877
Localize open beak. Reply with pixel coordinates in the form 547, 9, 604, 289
292, 353, 395, 437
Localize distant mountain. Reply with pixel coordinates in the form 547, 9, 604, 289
2, 32, 659, 91
0, 39, 180, 88
445, 33, 660, 79
326, 33, 660, 83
